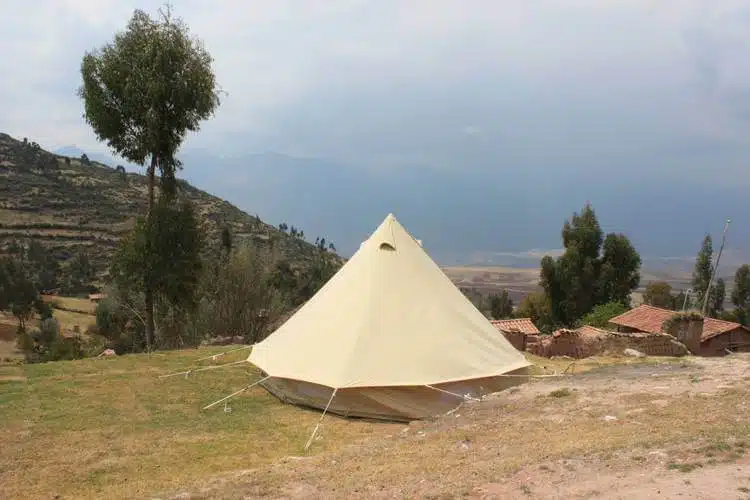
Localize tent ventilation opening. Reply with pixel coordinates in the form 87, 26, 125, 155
379, 242, 396, 251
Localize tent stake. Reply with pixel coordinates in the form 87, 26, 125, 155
202, 376, 271, 410
304, 388, 338, 452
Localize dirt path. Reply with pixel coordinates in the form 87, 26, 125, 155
476, 450, 750, 499
161, 355, 750, 499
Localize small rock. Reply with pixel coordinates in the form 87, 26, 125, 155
603, 415, 618, 422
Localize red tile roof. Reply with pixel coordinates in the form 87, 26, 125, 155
608, 304, 747, 341
575, 325, 609, 337
490, 318, 540, 335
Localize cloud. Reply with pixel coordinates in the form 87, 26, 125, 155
1, 0, 750, 186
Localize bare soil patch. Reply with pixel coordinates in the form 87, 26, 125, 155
165, 354, 750, 499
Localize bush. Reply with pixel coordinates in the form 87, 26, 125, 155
191, 244, 289, 344
576, 301, 629, 328
17, 317, 85, 363
93, 291, 146, 354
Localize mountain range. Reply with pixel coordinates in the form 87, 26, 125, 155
0, 133, 331, 287
55, 145, 749, 280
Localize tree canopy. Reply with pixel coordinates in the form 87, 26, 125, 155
540, 203, 641, 327
79, 6, 221, 180
732, 264, 750, 325
692, 234, 713, 309
79, 5, 221, 348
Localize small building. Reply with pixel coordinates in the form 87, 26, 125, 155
490, 318, 541, 351
88, 293, 106, 303
608, 304, 750, 356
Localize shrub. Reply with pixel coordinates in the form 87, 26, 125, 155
191, 244, 289, 344
576, 301, 628, 328
17, 317, 85, 363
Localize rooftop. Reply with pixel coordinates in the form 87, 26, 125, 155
490, 318, 540, 335
608, 304, 746, 341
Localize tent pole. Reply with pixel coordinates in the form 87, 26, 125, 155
202, 375, 271, 410
304, 388, 338, 452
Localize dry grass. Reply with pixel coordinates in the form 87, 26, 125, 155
188, 356, 750, 498
0, 346, 399, 499
0, 340, 21, 363
51, 308, 97, 333
43, 295, 97, 315
1, 348, 744, 499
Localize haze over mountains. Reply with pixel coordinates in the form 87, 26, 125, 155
56, 145, 747, 276
4, 1, 750, 278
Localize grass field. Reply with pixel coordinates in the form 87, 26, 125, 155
0, 346, 396, 499
1, 348, 747, 499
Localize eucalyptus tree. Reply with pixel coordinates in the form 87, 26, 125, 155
79, 4, 221, 348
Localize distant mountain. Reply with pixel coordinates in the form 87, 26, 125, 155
0, 133, 336, 287
54, 145, 749, 279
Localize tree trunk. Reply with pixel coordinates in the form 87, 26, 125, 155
145, 155, 158, 351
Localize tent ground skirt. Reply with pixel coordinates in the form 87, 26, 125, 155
260, 367, 531, 422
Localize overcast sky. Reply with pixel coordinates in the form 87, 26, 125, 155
2, 1, 750, 185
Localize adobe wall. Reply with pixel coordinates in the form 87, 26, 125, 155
699, 328, 750, 357
601, 331, 689, 357
526, 329, 689, 359
661, 315, 703, 355
500, 329, 526, 351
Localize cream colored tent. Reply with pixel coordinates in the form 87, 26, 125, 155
248, 213, 531, 422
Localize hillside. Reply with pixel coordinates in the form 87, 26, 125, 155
0, 133, 338, 288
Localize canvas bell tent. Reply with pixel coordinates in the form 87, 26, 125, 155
246, 213, 531, 422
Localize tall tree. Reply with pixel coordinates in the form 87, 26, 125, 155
110, 197, 204, 349
67, 251, 95, 294
597, 233, 641, 306
540, 203, 641, 326
732, 265, 750, 325
708, 277, 725, 318
79, 5, 221, 348
692, 234, 713, 309
642, 281, 675, 309
515, 292, 554, 333
0, 257, 47, 332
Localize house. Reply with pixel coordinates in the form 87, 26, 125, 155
608, 304, 750, 356
88, 293, 106, 303
490, 318, 541, 351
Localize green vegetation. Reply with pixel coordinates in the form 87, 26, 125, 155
732, 264, 750, 325
79, 5, 222, 348
642, 281, 684, 310
488, 289, 514, 319
575, 301, 628, 328
538, 203, 641, 329
548, 388, 573, 398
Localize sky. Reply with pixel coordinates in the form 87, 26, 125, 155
2, 1, 750, 171
2, 1, 750, 261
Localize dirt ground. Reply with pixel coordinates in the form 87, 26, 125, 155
159, 354, 750, 500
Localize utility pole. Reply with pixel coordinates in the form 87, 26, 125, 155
701, 218, 731, 316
